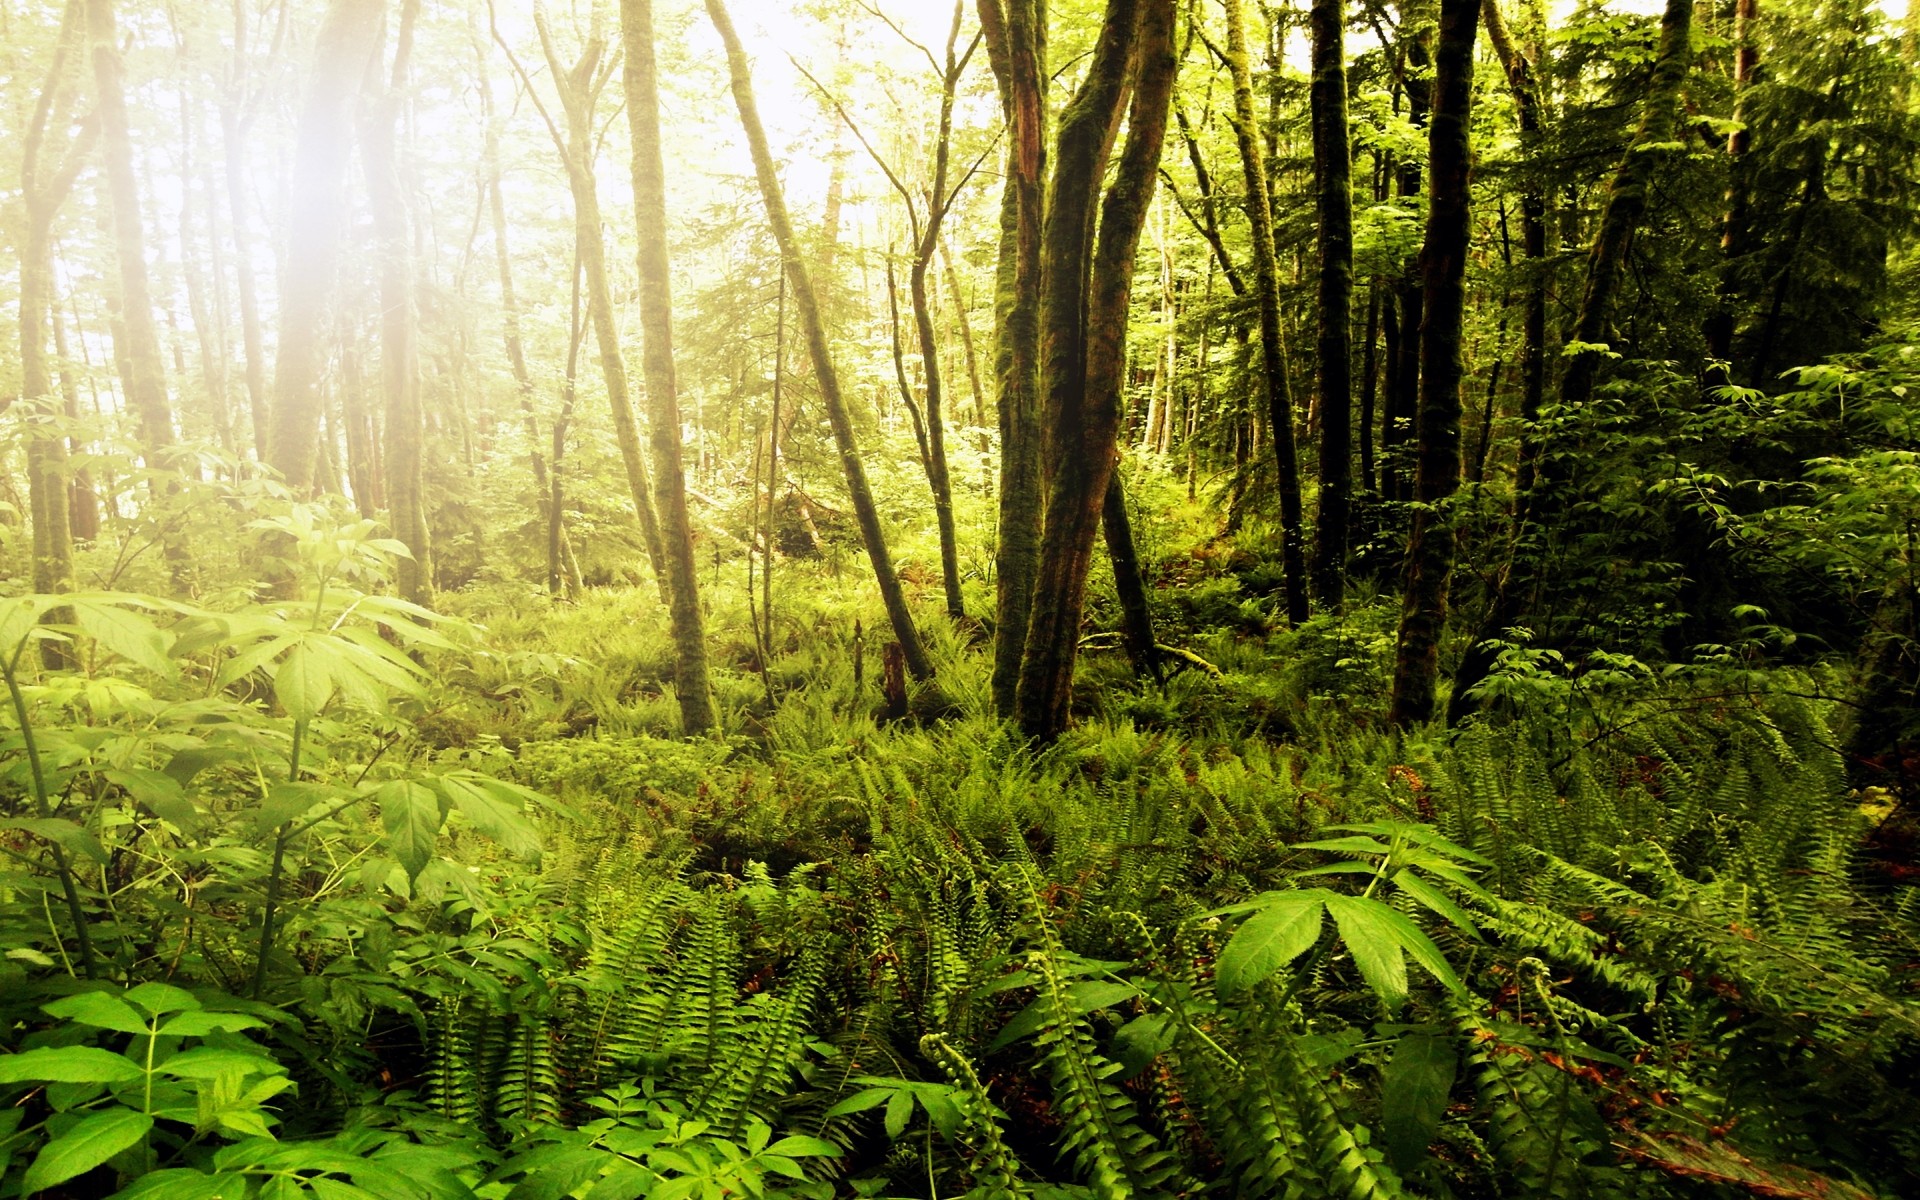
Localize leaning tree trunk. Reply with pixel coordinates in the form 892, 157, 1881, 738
621, 0, 716, 735
1483, 0, 1549, 501
268, 0, 382, 490
361, 0, 431, 604
1388, 0, 1479, 727
1309, 0, 1354, 609
707, 0, 936, 684
979, 0, 1047, 716
1448, 0, 1695, 724
1104, 469, 1162, 682
87, 0, 178, 471
1223, 0, 1309, 626
1016, 0, 1176, 740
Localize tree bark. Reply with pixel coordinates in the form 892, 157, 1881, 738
621, 0, 716, 735
268, 0, 382, 490
1309, 0, 1354, 608
87, 0, 178, 469
1704, 0, 1758, 381
1104, 469, 1162, 682
361, 0, 431, 604
1448, 0, 1695, 723
978, 0, 1046, 714
1223, 0, 1309, 626
1384, 36, 1433, 505
1388, 0, 1479, 727
1483, 0, 1548, 499
1015, 0, 1176, 740
707, 0, 936, 683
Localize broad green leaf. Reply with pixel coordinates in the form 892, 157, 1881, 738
380, 780, 445, 883
764, 1136, 840, 1158
273, 638, 334, 722
256, 782, 346, 833
1294, 836, 1393, 856
157, 1047, 283, 1080
1380, 1034, 1457, 1174
884, 1087, 914, 1138
21, 1108, 152, 1191
69, 599, 174, 677
124, 981, 200, 1016
156, 1011, 268, 1037
826, 1088, 891, 1117
0, 1046, 142, 1084
438, 773, 541, 857
106, 768, 199, 828
1393, 870, 1482, 936
2, 817, 109, 865
105, 1167, 245, 1199
0, 595, 57, 658
1217, 891, 1326, 995
42, 991, 150, 1035
989, 980, 1139, 1051
1324, 893, 1409, 1008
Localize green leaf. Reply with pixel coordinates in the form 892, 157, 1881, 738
1380, 1034, 1457, 1174
157, 1047, 283, 1081
1324, 893, 1409, 1008
825, 1088, 891, 1117
1, 817, 109, 865
273, 638, 335, 722
256, 782, 346, 832
1217, 891, 1325, 995
22, 1108, 152, 1191
106, 768, 199, 829
42, 992, 151, 1035
109, 1168, 245, 1199
989, 980, 1139, 1051
884, 1087, 913, 1139
157, 1011, 269, 1037
438, 773, 541, 857
124, 982, 200, 1016
764, 1136, 840, 1158
0, 1046, 143, 1083
1392, 870, 1481, 936
69, 598, 174, 677
380, 780, 445, 884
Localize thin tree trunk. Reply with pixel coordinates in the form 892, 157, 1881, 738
1309, 0, 1354, 608
1016, 0, 1176, 740
621, 0, 716, 735
1359, 283, 1380, 495
551, 253, 586, 596
268, 0, 382, 490
1385, 38, 1433, 506
1104, 468, 1162, 682
1388, 0, 1479, 726
1449, 0, 1695, 723
708, 0, 937, 684
978, 0, 1047, 714
1704, 0, 1758, 380
940, 239, 987, 428
1223, 0, 1309, 626
87, 0, 177, 469
51, 306, 100, 542
362, 0, 430, 604
1483, 0, 1548, 500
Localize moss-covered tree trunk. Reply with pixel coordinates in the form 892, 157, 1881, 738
1016, 0, 1177, 739
1388, 0, 1479, 726
1449, 0, 1695, 723
268, 0, 382, 491
620, 0, 716, 735
362, 0, 431, 605
1704, 0, 1759, 381
1104, 469, 1162, 683
1309, 0, 1354, 608
978, 0, 1047, 715
1483, 0, 1549, 500
707, 0, 936, 684
1223, 0, 1309, 626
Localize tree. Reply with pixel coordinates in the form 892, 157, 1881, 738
1223, 0, 1309, 626
1387, 0, 1478, 726
1015, 0, 1177, 739
1482, 0, 1547, 499
977, 0, 1047, 715
1309, 0, 1354, 608
620, 0, 715, 735
268, 0, 383, 491
707, 0, 937, 686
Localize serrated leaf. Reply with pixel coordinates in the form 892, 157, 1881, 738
884, 1087, 913, 1138
1325, 893, 1409, 1008
2, 817, 109, 864
273, 638, 334, 722
124, 981, 199, 1016
764, 1135, 840, 1158
1217, 891, 1326, 995
156, 1011, 268, 1037
106, 768, 199, 828
41, 991, 151, 1035
380, 780, 445, 883
69, 599, 174, 677
0, 1047, 141, 1085
1380, 1034, 1456, 1174
438, 773, 540, 857
23, 1108, 152, 1191
1393, 870, 1482, 936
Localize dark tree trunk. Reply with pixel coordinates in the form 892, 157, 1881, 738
1483, 0, 1548, 499
1104, 470, 1163, 683
621, 0, 716, 735
1309, 0, 1354, 608
1704, 0, 1758, 381
708, 0, 937, 684
1388, 0, 1479, 726
1016, 0, 1176, 740
1224, 0, 1309, 626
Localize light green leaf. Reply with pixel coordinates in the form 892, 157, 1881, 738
124, 981, 200, 1017
438, 773, 541, 857
106, 768, 200, 829
380, 780, 445, 884
272, 638, 334, 722
1393, 870, 1482, 935
1380, 1034, 1457, 1173
2, 817, 109, 865
41, 992, 150, 1035
763, 1136, 840, 1158
1324, 893, 1409, 1008
22, 1109, 152, 1192
0, 1046, 141, 1085
884, 1087, 913, 1139
1217, 891, 1326, 995
157, 1047, 283, 1081
156, 1011, 268, 1037
69, 599, 174, 677
108, 1167, 246, 1199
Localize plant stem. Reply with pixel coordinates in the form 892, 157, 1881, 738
5, 650, 98, 979
251, 716, 306, 999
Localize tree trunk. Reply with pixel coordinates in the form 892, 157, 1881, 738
1359, 283, 1380, 495
1704, 0, 1759, 381
707, 0, 936, 683
1016, 0, 1176, 740
1104, 468, 1162, 682
1223, 0, 1309, 626
268, 0, 382, 490
940, 239, 988, 428
361, 0, 431, 604
1385, 36, 1433, 506
1448, 0, 1695, 723
978, 0, 1047, 714
1309, 0, 1354, 608
87, 0, 178, 469
621, 0, 716, 735
1388, 0, 1479, 727
1483, 0, 1548, 500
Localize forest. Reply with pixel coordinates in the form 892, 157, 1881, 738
0, 0, 1917, 1195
